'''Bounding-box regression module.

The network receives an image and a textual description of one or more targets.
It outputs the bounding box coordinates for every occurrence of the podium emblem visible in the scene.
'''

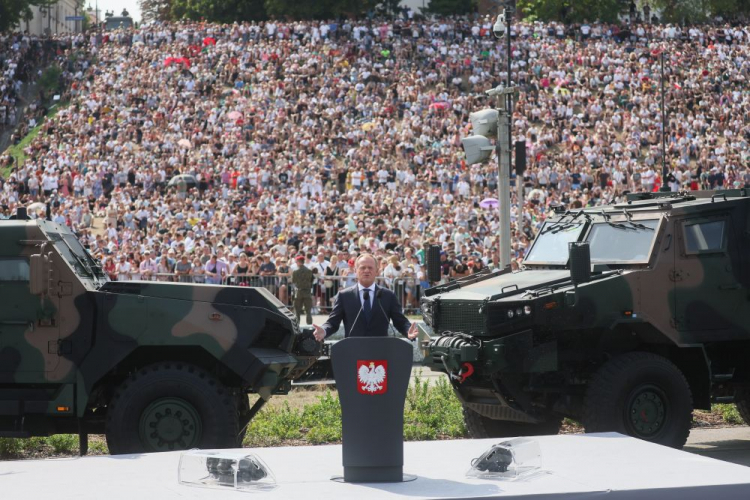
[357,360,388,395]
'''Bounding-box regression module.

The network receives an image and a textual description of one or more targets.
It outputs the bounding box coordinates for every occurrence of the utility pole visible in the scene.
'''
[498,0,516,269]
[459,2,517,270]
[659,50,669,192]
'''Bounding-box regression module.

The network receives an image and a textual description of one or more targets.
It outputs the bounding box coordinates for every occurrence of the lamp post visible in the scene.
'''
[460,3,517,270]
[659,50,670,192]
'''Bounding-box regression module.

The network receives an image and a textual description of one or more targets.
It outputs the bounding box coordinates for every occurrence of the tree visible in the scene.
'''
[263,0,373,19]
[0,0,36,32]
[170,0,267,22]
[651,0,707,22]
[427,0,477,16]
[517,0,624,23]
[139,0,173,22]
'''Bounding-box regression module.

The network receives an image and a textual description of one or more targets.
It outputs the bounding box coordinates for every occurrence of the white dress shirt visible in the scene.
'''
[357,283,376,309]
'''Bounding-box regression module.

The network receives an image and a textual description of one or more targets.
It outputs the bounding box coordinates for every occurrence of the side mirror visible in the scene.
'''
[30,254,48,295]
[568,242,591,285]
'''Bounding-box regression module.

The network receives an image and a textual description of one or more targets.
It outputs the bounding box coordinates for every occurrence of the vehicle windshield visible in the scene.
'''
[586,220,659,263]
[524,220,586,264]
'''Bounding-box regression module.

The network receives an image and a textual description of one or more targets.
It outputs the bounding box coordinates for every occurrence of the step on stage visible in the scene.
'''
[2,433,750,499]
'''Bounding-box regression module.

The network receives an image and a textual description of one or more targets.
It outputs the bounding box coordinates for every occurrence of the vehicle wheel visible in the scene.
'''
[734,386,750,426]
[463,407,561,438]
[583,352,692,448]
[106,362,239,455]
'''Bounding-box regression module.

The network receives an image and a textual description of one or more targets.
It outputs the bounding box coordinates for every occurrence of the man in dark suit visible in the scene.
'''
[313,253,418,341]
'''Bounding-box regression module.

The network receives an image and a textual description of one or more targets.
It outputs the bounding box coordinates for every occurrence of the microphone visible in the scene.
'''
[376,288,398,338]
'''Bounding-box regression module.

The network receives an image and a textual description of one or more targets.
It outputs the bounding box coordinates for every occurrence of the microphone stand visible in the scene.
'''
[376,288,398,338]
[347,294,365,338]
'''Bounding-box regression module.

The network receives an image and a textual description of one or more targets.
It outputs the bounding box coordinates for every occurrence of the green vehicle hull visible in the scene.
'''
[421,190,750,448]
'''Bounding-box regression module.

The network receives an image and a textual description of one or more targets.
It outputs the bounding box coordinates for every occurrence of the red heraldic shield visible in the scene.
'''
[356,360,388,395]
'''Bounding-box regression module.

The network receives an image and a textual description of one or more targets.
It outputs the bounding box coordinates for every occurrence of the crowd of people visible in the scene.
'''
[0,16,749,311]
[0,33,78,138]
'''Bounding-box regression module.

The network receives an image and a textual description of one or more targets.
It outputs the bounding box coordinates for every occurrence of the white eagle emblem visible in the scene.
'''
[358,361,387,393]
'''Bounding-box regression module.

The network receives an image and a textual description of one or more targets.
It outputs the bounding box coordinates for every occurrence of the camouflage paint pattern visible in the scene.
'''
[422,189,750,424]
[0,219,317,436]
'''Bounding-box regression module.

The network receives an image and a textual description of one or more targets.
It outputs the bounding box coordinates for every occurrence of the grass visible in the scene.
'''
[1,100,69,179]
[0,390,746,460]
[244,376,466,447]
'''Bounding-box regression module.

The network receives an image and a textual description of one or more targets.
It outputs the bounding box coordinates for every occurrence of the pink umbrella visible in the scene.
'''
[227,111,242,120]
[480,198,499,209]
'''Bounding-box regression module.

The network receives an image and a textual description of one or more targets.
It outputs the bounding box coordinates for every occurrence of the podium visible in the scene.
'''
[331,337,413,483]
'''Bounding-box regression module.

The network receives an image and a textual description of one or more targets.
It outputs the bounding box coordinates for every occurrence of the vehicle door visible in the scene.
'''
[673,215,743,336]
[0,256,60,380]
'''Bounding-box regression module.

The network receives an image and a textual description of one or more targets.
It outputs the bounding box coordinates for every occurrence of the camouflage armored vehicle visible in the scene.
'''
[0,212,320,454]
[421,189,750,448]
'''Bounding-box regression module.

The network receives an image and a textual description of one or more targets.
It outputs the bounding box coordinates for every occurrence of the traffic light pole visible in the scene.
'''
[487,85,516,270]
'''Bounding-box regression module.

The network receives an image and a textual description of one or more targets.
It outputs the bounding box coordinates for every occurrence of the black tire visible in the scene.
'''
[734,386,750,426]
[463,406,561,438]
[106,362,239,455]
[583,352,692,448]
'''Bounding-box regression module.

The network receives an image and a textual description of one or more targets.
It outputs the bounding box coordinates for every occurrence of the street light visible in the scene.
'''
[459,2,517,270]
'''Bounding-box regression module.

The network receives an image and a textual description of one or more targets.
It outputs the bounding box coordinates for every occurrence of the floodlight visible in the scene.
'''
[469,109,498,137]
[461,135,495,165]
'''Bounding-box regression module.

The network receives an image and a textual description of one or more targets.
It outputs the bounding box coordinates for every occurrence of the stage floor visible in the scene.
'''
[2,433,750,499]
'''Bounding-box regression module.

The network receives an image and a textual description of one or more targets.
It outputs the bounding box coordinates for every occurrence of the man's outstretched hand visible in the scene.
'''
[408,322,419,340]
[313,324,326,342]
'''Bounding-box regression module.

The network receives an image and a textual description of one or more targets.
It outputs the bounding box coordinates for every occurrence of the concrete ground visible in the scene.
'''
[685,427,750,467]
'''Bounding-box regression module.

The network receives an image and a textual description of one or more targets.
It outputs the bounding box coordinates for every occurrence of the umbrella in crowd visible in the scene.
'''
[226,111,242,121]
[480,198,499,209]
[177,138,192,149]
[167,174,198,189]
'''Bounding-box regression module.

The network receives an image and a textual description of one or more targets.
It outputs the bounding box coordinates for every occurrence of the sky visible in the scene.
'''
[88,0,142,22]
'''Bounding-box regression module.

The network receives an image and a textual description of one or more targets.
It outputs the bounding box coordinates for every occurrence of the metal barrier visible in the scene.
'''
[109,273,425,314]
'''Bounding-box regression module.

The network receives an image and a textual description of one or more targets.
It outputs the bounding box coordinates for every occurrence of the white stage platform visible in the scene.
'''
[2,433,750,499]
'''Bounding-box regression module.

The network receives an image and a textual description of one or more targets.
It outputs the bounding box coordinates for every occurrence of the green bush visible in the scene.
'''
[88,440,110,455]
[38,65,62,94]
[404,376,466,440]
[715,404,744,425]
[0,438,24,457]
[245,379,467,447]
[46,434,78,454]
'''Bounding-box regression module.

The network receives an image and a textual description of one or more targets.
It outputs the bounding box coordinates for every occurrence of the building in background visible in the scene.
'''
[18,0,86,36]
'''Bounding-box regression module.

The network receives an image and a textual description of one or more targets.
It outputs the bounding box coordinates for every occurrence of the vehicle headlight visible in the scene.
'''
[524,305,532,315]
[507,309,515,319]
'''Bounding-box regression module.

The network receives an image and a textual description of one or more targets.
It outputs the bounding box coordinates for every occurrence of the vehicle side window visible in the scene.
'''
[684,220,725,254]
[0,259,30,282]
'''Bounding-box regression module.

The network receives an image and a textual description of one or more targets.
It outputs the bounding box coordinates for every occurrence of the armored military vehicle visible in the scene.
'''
[0,212,320,454]
[421,189,750,448]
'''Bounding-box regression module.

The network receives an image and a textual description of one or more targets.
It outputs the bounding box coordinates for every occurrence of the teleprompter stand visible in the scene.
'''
[331,337,415,483]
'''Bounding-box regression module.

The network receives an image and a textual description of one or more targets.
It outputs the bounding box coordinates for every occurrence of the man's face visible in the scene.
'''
[355,256,377,288]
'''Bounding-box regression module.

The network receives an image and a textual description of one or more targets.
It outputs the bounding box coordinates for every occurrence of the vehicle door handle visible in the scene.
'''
[718,284,741,290]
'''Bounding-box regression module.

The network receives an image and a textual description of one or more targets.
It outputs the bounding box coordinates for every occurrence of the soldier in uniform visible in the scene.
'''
[292,255,314,324]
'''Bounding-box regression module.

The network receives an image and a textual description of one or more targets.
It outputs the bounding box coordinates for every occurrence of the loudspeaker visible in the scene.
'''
[427,245,442,283]
[515,140,527,176]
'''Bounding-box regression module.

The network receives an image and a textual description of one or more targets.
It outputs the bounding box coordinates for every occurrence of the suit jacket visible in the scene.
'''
[321,284,411,339]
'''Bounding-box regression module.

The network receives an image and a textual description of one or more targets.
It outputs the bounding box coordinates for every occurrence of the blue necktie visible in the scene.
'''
[363,288,372,322]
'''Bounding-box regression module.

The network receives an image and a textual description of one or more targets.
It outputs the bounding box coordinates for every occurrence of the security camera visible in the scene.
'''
[493,13,506,39]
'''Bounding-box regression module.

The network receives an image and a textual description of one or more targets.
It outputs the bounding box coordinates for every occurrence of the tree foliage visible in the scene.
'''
[139,0,174,23]
[427,0,477,16]
[170,0,267,23]
[0,0,35,32]
[263,0,376,20]
[518,0,624,23]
